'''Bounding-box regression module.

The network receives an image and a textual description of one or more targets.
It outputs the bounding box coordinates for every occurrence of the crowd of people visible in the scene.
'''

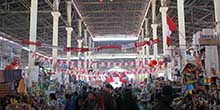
[0,83,142,110]
[1,63,220,110]
[0,79,220,110]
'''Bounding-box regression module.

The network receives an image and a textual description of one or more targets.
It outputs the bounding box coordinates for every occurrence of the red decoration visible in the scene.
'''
[31,54,35,58]
[21,40,42,46]
[50,59,53,64]
[11,63,19,69]
[68,61,72,66]
[74,61,78,66]
[159,60,164,65]
[135,38,160,48]
[121,62,125,67]
[133,61,136,67]
[119,72,127,83]
[116,62,119,66]
[4,65,13,70]
[64,47,89,52]
[56,60,61,64]
[62,60,66,65]
[151,59,158,65]
[87,61,89,66]
[110,62,113,66]
[127,61,130,66]
[148,62,154,68]
[96,45,121,51]
[106,76,114,83]
[104,61,107,66]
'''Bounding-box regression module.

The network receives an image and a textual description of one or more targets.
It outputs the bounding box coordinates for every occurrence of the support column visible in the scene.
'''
[214,0,220,33]
[141,29,145,65]
[144,18,149,62]
[145,38,150,60]
[66,27,72,62]
[51,0,60,72]
[214,0,220,74]
[84,29,88,69]
[137,34,142,66]
[152,0,156,24]
[28,0,38,88]
[151,24,158,59]
[77,19,82,58]
[77,40,82,57]
[88,37,92,67]
[177,0,187,68]
[51,11,60,72]
[160,7,168,55]
[65,0,72,64]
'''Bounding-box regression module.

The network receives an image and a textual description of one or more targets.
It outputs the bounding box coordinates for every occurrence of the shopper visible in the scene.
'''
[64,94,74,110]
[85,91,98,110]
[104,84,117,110]
[152,86,176,110]
[48,93,59,110]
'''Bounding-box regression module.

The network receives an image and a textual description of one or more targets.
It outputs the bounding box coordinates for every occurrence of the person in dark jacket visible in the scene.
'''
[104,84,117,110]
[152,86,176,110]
[64,94,74,110]
[123,89,139,110]
[85,91,98,110]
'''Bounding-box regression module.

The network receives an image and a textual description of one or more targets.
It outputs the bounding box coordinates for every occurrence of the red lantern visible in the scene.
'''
[148,62,154,68]
[151,59,157,65]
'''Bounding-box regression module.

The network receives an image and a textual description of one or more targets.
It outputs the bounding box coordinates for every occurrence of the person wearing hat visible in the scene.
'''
[103,83,117,110]
[152,86,177,110]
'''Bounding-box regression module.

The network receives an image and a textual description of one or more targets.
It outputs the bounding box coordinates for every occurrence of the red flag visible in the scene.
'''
[121,62,125,67]
[50,59,53,64]
[68,61,72,66]
[166,16,176,46]
[104,61,107,66]
[94,76,96,80]
[133,61,136,67]
[31,53,35,58]
[57,60,61,64]
[127,61,130,66]
[116,62,119,66]
[63,60,66,65]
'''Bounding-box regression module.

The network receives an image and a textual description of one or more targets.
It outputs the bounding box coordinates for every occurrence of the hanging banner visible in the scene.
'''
[21,40,41,46]
[64,47,89,52]
[95,45,121,51]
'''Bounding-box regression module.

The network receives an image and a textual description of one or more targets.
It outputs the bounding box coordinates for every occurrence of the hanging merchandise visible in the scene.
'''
[17,78,26,94]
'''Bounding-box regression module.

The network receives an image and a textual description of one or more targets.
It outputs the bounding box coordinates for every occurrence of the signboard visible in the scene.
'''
[199,37,220,45]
